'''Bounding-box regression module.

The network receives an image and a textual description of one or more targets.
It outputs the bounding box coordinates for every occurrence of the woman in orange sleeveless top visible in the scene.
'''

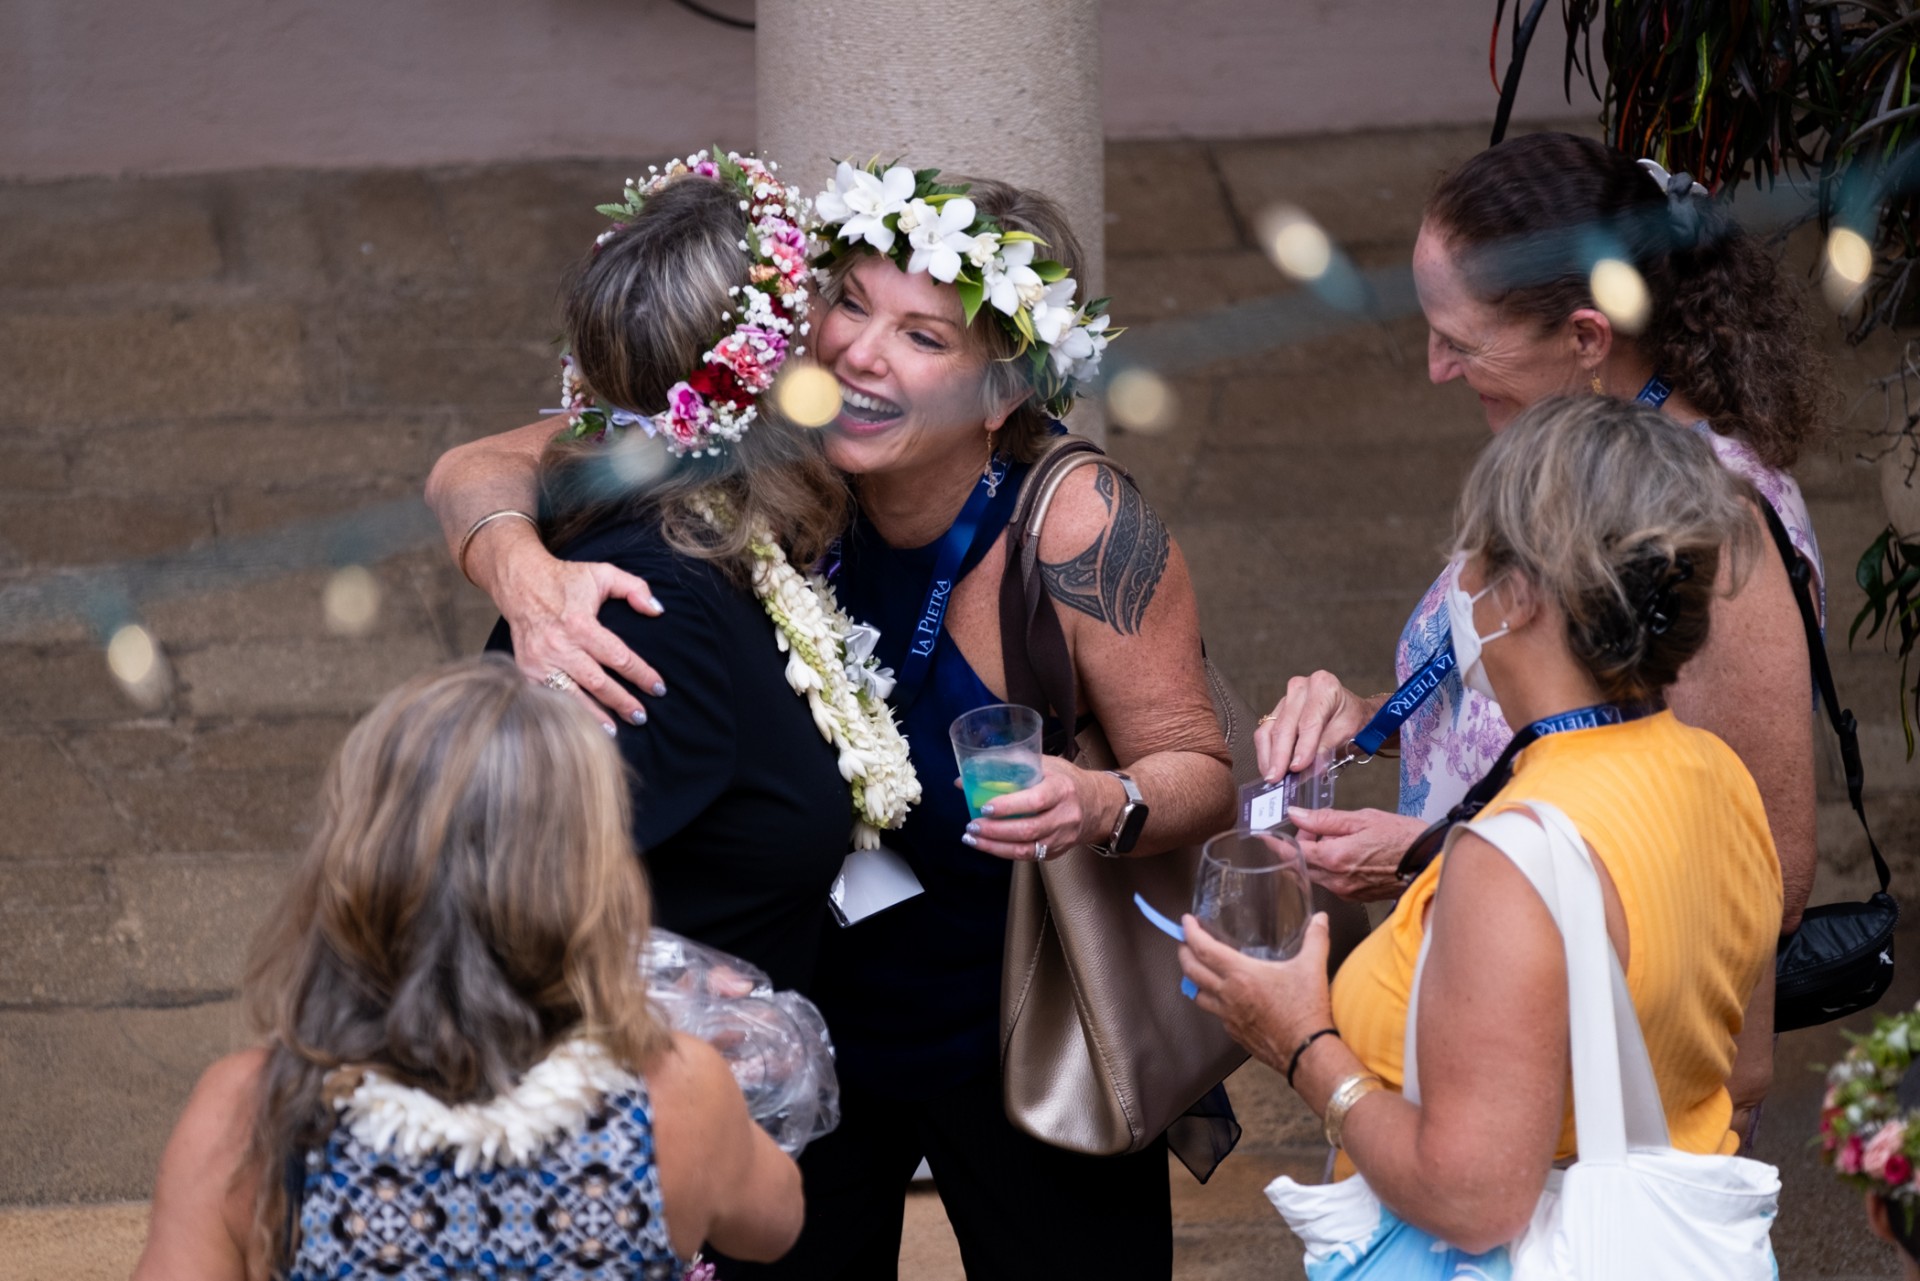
[1180,395,1782,1252]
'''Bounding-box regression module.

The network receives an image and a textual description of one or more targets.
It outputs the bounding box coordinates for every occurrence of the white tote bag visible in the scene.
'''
[1266,801,1779,1280]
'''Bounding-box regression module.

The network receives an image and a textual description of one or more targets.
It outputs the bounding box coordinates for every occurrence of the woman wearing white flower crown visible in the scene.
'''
[473,155,911,1004]
[427,159,1235,1279]
[132,658,802,1280]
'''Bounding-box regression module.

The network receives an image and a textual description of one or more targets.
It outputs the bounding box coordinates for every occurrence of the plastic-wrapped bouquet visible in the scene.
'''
[642,929,840,1157]
[1822,1001,1920,1224]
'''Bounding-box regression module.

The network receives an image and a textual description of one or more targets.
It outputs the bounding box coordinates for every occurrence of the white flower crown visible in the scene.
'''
[811,161,1114,419]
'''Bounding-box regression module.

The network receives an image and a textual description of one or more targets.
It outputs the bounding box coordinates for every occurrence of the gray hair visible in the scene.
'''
[1451,396,1757,701]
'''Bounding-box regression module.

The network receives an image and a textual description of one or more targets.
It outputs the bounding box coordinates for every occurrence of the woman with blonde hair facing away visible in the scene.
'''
[1183,397,1782,1268]
[132,657,802,1280]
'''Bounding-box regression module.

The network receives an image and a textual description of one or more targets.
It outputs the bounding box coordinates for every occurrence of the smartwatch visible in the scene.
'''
[1095,770,1149,857]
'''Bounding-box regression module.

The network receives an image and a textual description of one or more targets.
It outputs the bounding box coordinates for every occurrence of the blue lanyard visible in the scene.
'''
[1395,698,1663,880]
[890,454,1010,712]
[1353,645,1456,756]
[1351,376,1673,756]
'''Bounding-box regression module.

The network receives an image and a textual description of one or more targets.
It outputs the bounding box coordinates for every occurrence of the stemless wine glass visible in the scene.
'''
[1192,828,1312,961]
[949,703,1045,820]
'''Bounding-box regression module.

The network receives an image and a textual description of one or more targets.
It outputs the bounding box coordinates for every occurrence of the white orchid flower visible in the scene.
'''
[904,197,978,282]
[1050,311,1111,379]
[1029,278,1081,345]
[815,162,916,253]
[982,240,1042,315]
[966,231,1002,269]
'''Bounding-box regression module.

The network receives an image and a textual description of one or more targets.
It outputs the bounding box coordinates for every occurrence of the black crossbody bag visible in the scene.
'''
[1763,500,1900,1031]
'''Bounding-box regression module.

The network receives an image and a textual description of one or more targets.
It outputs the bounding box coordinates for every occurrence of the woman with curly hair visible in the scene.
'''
[1257,132,1830,1134]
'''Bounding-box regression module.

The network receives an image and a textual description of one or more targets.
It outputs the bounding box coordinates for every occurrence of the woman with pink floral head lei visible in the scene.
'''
[429,153,1234,1278]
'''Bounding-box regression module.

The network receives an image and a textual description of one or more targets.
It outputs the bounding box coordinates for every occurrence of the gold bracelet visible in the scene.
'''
[1323,1072,1385,1150]
[457,510,538,585]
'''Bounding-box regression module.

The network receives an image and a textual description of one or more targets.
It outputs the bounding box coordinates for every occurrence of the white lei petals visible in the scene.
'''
[331,1038,637,1178]
[696,494,919,846]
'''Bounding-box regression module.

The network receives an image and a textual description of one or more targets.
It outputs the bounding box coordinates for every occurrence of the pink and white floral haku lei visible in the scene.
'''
[559,149,816,458]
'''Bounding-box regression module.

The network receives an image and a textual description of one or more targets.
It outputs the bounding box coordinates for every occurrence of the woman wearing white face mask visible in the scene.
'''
[1181,396,1783,1270]
[1252,136,1824,1140]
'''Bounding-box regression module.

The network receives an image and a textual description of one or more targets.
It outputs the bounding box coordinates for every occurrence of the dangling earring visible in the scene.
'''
[1590,372,1605,395]
[983,433,1003,497]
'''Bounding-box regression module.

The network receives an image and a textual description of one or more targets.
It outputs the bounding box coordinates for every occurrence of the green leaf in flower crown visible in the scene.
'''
[1034,260,1070,283]
[925,192,963,206]
[596,204,630,218]
[1012,305,1037,348]
[956,277,986,325]
[914,167,942,187]
[999,230,1045,246]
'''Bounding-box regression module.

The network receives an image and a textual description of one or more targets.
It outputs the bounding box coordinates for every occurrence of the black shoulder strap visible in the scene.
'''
[1760,499,1892,894]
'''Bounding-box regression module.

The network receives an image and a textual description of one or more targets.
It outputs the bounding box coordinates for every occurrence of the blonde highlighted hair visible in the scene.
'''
[243,656,666,1265]
[1452,396,1758,701]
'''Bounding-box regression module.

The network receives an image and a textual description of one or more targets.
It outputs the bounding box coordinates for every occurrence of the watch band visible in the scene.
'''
[1095,770,1146,858]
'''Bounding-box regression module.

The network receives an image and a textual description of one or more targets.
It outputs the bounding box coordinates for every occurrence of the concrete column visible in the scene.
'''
[756,0,1106,434]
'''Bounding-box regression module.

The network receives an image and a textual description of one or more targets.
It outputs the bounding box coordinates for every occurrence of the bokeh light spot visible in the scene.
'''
[1106,369,1179,434]
[607,428,674,490]
[1257,206,1333,282]
[774,360,842,429]
[324,565,381,636]
[1589,258,1650,334]
[106,623,171,710]
[1827,227,1874,286]
[107,624,156,685]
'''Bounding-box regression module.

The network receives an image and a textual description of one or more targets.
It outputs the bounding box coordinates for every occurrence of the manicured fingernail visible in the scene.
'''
[965,821,982,835]
[648,596,665,613]
[630,708,647,725]
[961,833,978,847]
[651,681,668,697]
[603,723,618,738]
[981,804,996,817]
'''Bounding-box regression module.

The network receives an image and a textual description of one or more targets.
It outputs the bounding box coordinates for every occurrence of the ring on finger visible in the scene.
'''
[1258,713,1276,726]
[1033,840,1048,861]
[543,669,576,692]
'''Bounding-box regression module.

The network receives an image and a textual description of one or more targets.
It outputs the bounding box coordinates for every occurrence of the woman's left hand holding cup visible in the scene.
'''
[1179,911,1333,1078]
[961,757,1108,861]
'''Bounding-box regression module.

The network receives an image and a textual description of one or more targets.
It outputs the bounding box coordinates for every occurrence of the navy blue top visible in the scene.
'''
[812,461,1038,1099]
[487,515,852,996]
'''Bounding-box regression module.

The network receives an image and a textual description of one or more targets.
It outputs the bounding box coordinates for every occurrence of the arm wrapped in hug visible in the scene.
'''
[642,930,840,1155]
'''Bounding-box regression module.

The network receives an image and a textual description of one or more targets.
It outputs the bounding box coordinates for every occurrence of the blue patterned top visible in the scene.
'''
[286,1082,683,1281]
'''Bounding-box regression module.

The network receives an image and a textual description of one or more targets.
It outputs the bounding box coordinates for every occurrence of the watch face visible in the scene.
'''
[1116,803,1150,852]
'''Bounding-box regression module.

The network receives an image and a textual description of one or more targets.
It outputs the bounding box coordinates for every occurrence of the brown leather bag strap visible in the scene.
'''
[998,437,1140,760]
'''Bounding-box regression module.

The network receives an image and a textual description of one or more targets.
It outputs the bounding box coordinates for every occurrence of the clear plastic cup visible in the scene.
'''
[949,703,1044,819]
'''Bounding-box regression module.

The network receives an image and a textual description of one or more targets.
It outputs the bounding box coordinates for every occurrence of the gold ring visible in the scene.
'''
[543,670,576,693]
[1258,713,1276,726]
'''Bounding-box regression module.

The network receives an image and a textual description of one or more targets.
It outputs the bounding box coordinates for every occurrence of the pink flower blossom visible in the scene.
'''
[1840,1134,1866,1175]
[1865,1122,1908,1179]
[662,381,711,448]
[693,160,720,178]
[1888,1153,1914,1186]
[759,218,811,281]
[714,329,788,393]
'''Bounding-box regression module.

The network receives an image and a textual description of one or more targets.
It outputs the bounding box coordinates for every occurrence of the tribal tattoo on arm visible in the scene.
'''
[1039,467,1171,636]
